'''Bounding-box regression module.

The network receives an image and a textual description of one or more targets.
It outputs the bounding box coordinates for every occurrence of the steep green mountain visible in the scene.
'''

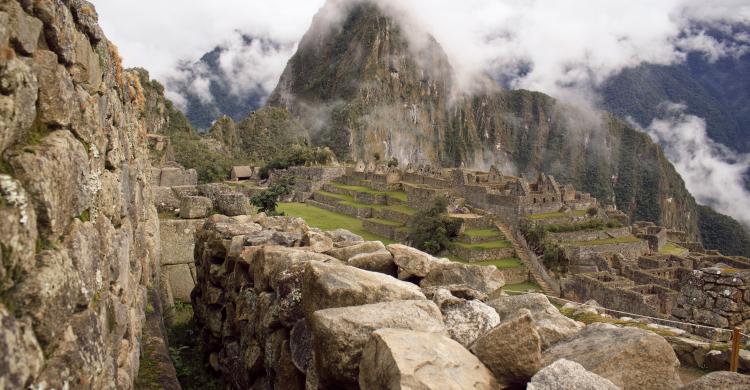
[267,0,706,239]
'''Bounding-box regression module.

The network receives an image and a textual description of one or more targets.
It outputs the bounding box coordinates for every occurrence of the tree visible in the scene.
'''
[387,157,399,167]
[251,175,295,215]
[407,196,461,254]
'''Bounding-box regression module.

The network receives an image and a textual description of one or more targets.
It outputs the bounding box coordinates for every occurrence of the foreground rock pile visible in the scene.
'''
[191,215,713,389]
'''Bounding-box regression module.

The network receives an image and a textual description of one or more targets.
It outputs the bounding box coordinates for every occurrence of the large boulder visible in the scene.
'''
[387,244,449,279]
[325,229,364,248]
[541,323,681,390]
[440,299,500,347]
[302,230,334,253]
[358,328,499,390]
[310,300,445,388]
[470,309,542,385]
[420,262,505,294]
[487,293,583,349]
[347,250,397,276]
[679,371,750,390]
[302,261,426,317]
[326,241,385,261]
[527,359,619,390]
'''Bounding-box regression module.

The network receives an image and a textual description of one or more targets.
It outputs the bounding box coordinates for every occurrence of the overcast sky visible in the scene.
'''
[92,0,750,224]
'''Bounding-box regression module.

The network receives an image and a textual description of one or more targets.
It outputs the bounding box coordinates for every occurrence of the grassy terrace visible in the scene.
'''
[278,203,395,244]
[456,240,512,250]
[366,218,403,227]
[329,182,408,202]
[563,235,641,247]
[659,242,688,255]
[464,228,503,239]
[504,281,541,292]
[528,209,587,220]
[317,191,416,215]
[472,257,524,269]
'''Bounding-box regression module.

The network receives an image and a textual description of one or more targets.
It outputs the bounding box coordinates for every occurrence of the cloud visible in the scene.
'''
[646,103,750,226]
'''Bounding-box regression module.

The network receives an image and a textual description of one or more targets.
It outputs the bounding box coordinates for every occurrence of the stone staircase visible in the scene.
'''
[495,222,560,296]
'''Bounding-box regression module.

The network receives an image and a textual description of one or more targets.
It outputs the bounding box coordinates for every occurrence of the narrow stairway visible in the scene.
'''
[495,222,558,296]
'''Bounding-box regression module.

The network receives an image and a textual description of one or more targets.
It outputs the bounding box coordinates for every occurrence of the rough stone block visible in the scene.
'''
[165,264,195,302]
[180,196,212,219]
[215,192,250,216]
[152,186,180,213]
[160,219,203,265]
[160,167,197,187]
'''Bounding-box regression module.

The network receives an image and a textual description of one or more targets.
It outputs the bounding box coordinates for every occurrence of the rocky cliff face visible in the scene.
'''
[0,1,163,388]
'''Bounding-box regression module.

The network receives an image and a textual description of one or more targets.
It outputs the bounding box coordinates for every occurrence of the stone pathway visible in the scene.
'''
[495,222,558,296]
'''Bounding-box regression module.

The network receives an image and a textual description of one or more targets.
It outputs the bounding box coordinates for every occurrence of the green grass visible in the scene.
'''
[278,202,395,244]
[456,240,512,250]
[659,242,688,255]
[559,307,678,338]
[316,190,354,202]
[504,281,541,292]
[366,218,403,227]
[319,190,415,215]
[528,209,587,220]
[464,228,503,239]
[564,235,641,247]
[330,182,408,201]
[472,258,524,269]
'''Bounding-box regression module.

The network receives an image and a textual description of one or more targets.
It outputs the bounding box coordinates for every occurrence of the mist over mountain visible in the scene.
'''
[167,34,295,129]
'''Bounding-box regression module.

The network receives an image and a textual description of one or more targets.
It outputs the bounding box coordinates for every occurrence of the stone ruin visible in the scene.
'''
[190,214,698,389]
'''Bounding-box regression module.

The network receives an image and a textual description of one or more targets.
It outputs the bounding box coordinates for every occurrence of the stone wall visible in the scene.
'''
[566,240,650,262]
[549,227,631,243]
[672,267,750,340]
[0,1,164,387]
[562,274,669,319]
[450,246,516,262]
[191,215,510,389]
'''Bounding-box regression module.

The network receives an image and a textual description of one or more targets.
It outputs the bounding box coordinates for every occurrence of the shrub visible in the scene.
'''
[387,157,399,167]
[586,206,598,217]
[407,196,461,255]
[251,175,295,215]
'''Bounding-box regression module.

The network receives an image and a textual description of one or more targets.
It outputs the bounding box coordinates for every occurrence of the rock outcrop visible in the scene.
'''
[0,1,164,388]
[528,359,619,390]
[542,323,682,390]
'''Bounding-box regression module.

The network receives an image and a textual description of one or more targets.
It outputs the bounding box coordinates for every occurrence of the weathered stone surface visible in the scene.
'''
[165,263,194,302]
[251,246,339,293]
[326,240,385,261]
[441,299,500,347]
[679,371,750,390]
[359,328,499,390]
[160,167,198,187]
[420,262,505,294]
[387,243,450,279]
[69,30,101,93]
[1,0,43,55]
[180,196,212,219]
[0,57,38,155]
[152,186,180,213]
[256,214,309,234]
[528,358,619,390]
[488,293,583,349]
[310,300,445,388]
[9,130,90,239]
[0,174,37,291]
[0,304,44,389]
[470,309,542,385]
[30,50,78,126]
[302,261,426,317]
[9,250,86,347]
[542,323,681,390]
[160,219,202,265]
[302,230,334,253]
[215,192,250,216]
[347,250,396,276]
[32,0,78,63]
[325,228,364,247]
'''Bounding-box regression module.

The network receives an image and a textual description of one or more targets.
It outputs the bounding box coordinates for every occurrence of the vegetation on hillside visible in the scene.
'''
[698,205,750,256]
[258,144,336,179]
[407,196,461,254]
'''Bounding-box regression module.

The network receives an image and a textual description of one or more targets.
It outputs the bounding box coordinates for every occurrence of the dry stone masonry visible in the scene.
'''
[0,1,165,388]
